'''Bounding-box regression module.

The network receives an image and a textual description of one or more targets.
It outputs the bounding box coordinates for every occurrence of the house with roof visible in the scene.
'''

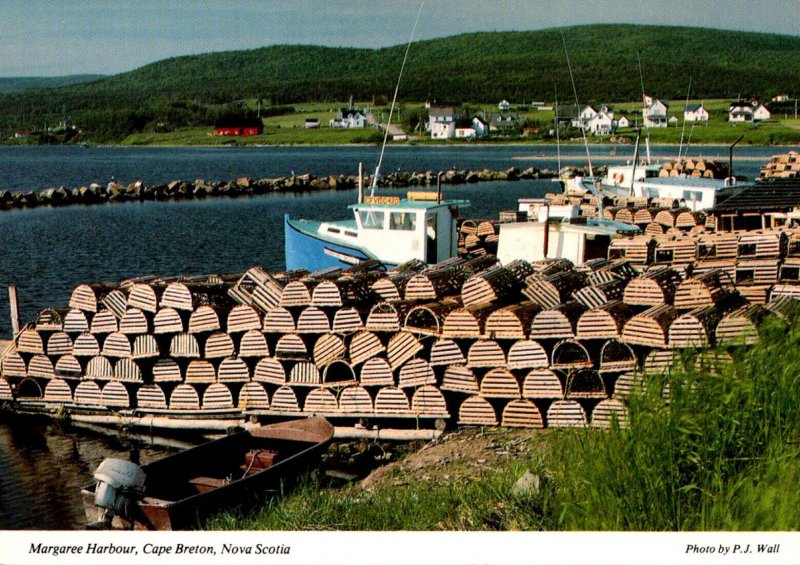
[330,109,366,128]
[572,104,615,135]
[455,119,478,139]
[498,99,511,110]
[643,96,669,128]
[472,115,489,137]
[616,116,630,129]
[490,111,525,133]
[214,117,264,136]
[571,105,598,129]
[428,106,457,139]
[684,103,709,122]
[729,99,771,123]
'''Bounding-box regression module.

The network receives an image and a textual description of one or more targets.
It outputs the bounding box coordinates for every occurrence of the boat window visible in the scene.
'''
[738,243,757,256]
[780,266,800,281]
[682,190,703,202]
[359,210,385,230]
[697,244,717,259]
[344,230,357,238]
[327,227,341,234]
[390,212,416,231]
[608,248,626,259]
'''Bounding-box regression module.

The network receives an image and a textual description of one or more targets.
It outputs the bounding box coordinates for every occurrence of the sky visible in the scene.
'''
[2,0,800,77]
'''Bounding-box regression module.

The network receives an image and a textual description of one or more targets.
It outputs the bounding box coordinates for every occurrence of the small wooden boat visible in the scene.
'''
[81,417,334,530]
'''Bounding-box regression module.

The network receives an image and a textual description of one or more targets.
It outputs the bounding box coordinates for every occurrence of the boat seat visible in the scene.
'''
[188,476,227,493]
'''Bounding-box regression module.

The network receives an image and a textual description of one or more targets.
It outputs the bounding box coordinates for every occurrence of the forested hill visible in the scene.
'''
[0,75,104,94]
[3,24,800,140]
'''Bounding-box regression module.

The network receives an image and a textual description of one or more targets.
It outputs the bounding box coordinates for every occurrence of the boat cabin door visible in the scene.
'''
[426,213,438,263]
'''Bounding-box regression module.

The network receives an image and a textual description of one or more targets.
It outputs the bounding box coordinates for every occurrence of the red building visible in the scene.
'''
[214,117,264,136]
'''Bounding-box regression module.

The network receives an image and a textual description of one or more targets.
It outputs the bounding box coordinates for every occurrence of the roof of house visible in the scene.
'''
[472,115,488,125]
[429,106,455,117]
[455,118,474,129]
[338,109,364,118]
[685,104,705,112]
[712,178,800,212]
[215,117,263,128]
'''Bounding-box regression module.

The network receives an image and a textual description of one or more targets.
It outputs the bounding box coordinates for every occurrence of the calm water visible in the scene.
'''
[0,143,794,529]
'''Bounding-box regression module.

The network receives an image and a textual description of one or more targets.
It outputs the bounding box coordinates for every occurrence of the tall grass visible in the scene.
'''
[208,315,800,531]
[549,316,800,530]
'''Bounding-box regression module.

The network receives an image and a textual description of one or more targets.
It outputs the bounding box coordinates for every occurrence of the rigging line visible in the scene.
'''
[371,1,424,194]
[561,31,592,178]
[678,76,692,162]
[554,85,561,173]
[637,51,651,164]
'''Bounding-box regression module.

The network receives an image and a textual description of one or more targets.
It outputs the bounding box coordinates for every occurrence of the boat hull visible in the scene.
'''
[82,417,334,530]
[284,215,379,271]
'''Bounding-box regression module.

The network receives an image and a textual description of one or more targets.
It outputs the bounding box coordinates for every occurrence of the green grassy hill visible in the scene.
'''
[3,24,800,141]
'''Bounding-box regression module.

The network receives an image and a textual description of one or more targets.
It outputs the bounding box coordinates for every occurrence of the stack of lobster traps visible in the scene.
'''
[3,246,799,432]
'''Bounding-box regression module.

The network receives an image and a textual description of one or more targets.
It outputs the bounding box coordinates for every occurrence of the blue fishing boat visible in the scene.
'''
[285,191,469,271]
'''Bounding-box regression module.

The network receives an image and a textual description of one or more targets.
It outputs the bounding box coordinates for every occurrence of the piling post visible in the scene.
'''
[8,285,20,336]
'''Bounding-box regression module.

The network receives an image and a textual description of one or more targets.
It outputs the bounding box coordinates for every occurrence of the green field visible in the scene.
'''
[115,97,800,147]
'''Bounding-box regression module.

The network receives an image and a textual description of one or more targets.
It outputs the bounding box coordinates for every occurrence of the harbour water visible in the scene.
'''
[0,143,791,529]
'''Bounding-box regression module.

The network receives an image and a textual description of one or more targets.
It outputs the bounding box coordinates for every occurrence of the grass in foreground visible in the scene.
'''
[208,316,800,531]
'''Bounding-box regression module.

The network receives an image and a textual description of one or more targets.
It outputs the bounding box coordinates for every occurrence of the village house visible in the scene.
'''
[490,110,525,133]
[498,99,511,110]
[214,117,263,136]
[572,104,615,135]
[428,106,457,139]
[643,96,669,128]
[304,118,320,129]
[616,116,630,129]
[772,94,790,102]
[329,109,366,128]
[471,115,489,137]
[684,103,709,122]
[729,99,771,123]
[455,119,477,139]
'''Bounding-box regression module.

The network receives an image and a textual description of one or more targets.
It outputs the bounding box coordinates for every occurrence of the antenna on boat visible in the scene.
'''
[678,76,692,162]
[561,31,593,178]
[729,135,744,185]
[637,52,651,165]
[370,1,424,196]
[358,162,364,204]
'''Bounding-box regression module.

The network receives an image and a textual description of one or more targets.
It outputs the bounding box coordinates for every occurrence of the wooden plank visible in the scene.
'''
[43,379,73,403]
[203,383,234,410]
[170,333,201,359]
[204,332,235,359]
[100,381,130,408]
[185,359,217,383]
[480,368,521,399]
[398,358,436,389]
[501,399,544,428]
[506,339,549,370]
[546,400,587,428]
[466,339,506,368]
[374,387,411,414]
[359,357,394,387]
[263,307,297,334]
[348,331,386,367]
[169,383,201,410]
[591,398,628,429]
[239,329,270,357]
[458,395,498,425]
[253,357,286,385]
[238,382,270,409]
[218,356,251,382]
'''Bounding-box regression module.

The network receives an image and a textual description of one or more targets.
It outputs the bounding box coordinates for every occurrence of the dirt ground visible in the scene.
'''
[360,427,547,490]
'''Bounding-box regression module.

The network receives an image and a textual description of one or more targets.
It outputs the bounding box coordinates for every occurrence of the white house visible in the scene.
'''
[330,109,366,128]
[498,99,511,110]
[643,96,669,128]
[669,116,679,126]
[572,105,598,129]
[729,100,771,123]
[773,94,790,102]
[428,106,456,139]
[754,104,771,121]
[588,107,615,135]
[616,116,630,128]
[455,119,476,139]
[472,116,489,137]
[684,103,709,122]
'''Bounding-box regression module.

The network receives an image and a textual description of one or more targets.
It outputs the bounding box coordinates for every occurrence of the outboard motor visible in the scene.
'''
[87,458,146,529]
